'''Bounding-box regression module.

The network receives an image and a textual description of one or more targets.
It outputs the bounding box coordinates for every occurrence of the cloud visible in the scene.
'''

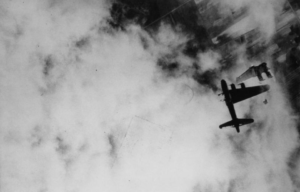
[197,50,221,71]
[0,0,299,192]
[215,0,285,41]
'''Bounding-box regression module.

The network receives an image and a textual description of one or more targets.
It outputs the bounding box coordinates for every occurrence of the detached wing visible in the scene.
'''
[229,85,270,104]
[258,63,273,79]
[236,68,256,83]
[265,70,273,78]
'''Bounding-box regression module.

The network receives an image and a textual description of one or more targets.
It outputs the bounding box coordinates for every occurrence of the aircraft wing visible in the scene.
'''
[236,68,256,83]
[258,64,273,79]
[229,85,270,104]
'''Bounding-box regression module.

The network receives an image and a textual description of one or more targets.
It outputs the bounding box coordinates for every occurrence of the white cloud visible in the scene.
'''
[197,50,221,71]
[0,0,299,192]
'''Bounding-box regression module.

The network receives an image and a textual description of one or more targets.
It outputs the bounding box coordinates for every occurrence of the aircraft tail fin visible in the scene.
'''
[219,118,254,132]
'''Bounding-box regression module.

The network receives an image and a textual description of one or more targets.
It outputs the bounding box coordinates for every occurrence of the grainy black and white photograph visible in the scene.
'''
[1,0,300,192]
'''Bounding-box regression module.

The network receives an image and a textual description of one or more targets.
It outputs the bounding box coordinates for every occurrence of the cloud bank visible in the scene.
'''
[0,0,299,192]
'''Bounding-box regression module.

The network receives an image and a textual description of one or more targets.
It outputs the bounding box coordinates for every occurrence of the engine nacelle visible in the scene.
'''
[240,83,246,89]
[260,62,267,69]
[230,84,236,90]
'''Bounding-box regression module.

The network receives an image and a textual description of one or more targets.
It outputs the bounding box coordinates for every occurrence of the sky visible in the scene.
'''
[0,0,299,192]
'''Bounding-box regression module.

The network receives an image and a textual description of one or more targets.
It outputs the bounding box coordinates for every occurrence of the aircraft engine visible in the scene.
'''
[240,83,246,89]
[231,84,236,90]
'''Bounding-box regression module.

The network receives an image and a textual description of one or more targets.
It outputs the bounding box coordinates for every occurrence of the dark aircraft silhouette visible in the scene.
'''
[236,62,273,83]
[219,79,270,133]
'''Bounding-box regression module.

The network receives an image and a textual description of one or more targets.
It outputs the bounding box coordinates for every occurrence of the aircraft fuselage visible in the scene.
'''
[221,80,239,131]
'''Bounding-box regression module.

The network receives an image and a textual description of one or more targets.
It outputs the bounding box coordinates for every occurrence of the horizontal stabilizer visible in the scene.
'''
[237,118,254,126]
[219,118,254,130]
[219,120,236,128]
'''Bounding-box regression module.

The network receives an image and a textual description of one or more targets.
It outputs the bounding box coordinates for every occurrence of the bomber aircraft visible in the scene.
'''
[219,79,270,133]
[236,62,273,83]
